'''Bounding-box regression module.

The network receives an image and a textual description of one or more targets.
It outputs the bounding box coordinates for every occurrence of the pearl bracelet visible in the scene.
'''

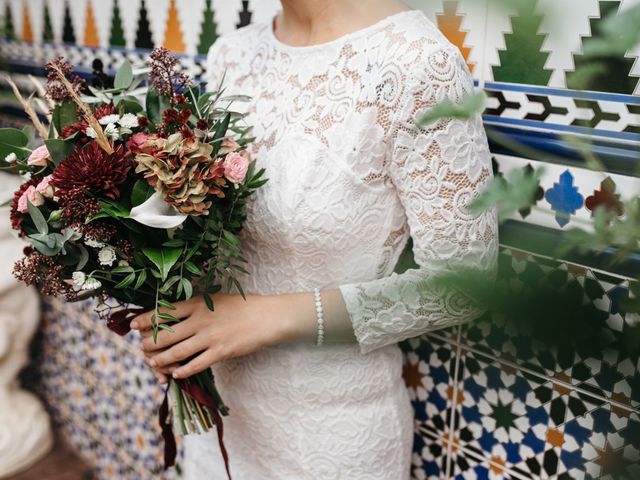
[313,288,325,346]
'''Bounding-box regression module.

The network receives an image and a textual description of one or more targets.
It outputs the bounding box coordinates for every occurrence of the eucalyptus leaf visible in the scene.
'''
[114,60,134,90]
[116,96,144,114]
[0,128,29,160]
[146,89,171,127]
[27,200,48,235]
[45,138,75,166]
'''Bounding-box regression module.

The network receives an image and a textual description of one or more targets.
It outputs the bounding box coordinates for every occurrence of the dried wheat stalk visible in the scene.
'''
[4,75,50,139]
[49,63,114,155]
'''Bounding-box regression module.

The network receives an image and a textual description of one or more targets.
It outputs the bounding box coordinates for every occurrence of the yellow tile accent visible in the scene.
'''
[163,0,186,53]
[84,0,101,47]
[21,1,34,42]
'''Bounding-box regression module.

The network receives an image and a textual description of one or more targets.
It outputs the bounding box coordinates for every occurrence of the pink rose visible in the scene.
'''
[127,133,152,152]
[27,145,51,167]
[223,152,249,184]
[219,137,240,155]
[17,186,45,213]
[35,175,55,198]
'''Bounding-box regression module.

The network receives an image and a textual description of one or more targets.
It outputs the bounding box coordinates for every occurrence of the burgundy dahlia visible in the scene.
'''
[52,142,133,200]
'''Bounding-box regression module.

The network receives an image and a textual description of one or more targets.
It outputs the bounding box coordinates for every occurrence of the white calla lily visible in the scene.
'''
[129,192,188,229]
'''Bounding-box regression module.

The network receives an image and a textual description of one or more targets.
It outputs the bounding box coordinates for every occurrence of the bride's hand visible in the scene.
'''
[131,293,315,381]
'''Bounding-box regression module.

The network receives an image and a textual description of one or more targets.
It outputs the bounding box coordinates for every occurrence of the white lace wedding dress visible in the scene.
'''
[185,9,498,479]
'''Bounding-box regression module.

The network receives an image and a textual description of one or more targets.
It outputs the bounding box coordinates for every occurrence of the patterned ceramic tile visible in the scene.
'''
[462,248,640,409]
[450,445,530,480]
[402,334,460,438]
[455,348,640,479]
[411,429,449,480]
[34,296,180,479]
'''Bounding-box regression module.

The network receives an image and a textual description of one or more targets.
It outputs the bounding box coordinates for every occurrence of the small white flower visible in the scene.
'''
[119,113,139,129]
[98,246,117,266]
[85,126,98,139]
[83,277,102,291]
[4,152,17,163]
[85,238,105,248]
[104,123,120,140]
[99,114,121,125]
[118,260,130,267]
[72,271,86,289]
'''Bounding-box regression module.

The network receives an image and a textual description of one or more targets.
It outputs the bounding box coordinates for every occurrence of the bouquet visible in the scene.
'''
[2,48,266,474]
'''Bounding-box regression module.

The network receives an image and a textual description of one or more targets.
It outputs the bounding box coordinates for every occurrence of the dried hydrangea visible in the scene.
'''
[134,132,226,215]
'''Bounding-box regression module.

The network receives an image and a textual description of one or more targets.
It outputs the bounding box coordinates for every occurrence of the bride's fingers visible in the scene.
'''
[130,298,198,331]
[150,336,208,368]
[172,350,216,379]
[153,370,169,384]
[141,320,196,352]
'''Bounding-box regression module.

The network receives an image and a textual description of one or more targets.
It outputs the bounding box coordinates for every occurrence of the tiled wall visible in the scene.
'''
[2,0,639,478]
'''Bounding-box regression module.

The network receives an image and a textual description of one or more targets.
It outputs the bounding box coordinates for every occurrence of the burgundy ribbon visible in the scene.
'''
[108,308,230,477]
[107,307,145,336]
[159,385,178,468]
[160,379,232,480]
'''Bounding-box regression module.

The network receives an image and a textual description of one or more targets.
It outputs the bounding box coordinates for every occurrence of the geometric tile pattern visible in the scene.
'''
[26,296,181,479]
[408,248,640,480]
[3,1,639,479]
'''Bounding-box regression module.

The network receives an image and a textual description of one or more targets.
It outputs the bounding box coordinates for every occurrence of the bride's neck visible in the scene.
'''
[276,0,410,47]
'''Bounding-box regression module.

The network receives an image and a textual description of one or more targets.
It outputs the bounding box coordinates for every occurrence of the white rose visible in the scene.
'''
[98,246,117,266]
[119,113,139,129]
[99,114,121,125]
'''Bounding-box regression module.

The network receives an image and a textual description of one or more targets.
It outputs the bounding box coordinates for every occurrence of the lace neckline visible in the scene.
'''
[266,9,423,54]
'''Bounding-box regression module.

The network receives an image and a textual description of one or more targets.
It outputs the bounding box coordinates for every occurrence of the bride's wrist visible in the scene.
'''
[260,292,317,344]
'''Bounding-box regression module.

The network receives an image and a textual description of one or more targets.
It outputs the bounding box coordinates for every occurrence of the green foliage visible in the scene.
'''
[114,60,134,90]
[131,180,155,207]
[470,166,543,222]
[142,247,183,282]
[44,138,75,166]
[0,128,29,160]
[417,92,486,126]
[146,89,171,127]
[51,101,79,137]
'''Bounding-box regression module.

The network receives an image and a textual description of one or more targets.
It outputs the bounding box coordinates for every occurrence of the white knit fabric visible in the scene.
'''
[184,10,498,479]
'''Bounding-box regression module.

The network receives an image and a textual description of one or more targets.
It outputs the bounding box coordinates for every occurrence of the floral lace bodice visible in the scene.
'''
[205,9,498,354]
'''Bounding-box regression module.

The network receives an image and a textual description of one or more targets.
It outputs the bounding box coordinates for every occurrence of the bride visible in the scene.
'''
[131,0,498,477]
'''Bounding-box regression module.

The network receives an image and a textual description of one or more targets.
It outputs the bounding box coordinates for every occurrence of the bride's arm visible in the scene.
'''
[134,46,498,379]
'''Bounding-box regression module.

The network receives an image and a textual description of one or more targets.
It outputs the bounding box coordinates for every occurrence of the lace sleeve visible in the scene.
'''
[204,39,225,91]
[338,46,499,354]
